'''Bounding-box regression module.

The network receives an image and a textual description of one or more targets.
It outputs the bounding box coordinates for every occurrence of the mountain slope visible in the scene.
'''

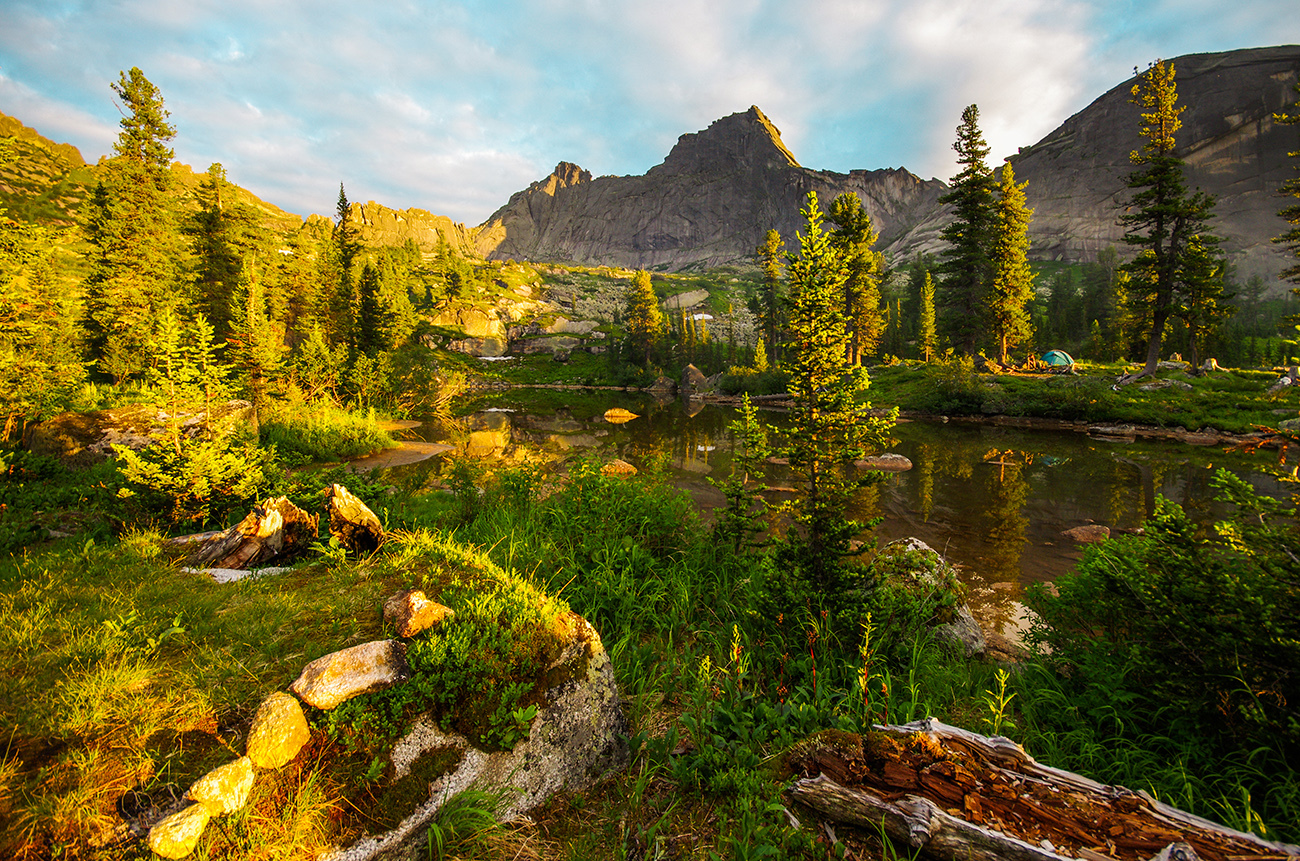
[1009,44,1300,282]
[474,106,948,270]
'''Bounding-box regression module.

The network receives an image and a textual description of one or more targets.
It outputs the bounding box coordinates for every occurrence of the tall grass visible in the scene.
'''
[259,399,395,464]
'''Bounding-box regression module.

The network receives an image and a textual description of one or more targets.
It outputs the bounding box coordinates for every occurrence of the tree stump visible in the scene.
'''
[327,484,384,554]
[167,497,318,569]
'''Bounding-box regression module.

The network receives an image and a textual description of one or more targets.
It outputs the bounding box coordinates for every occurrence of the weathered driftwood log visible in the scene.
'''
[327,484,383,554]
[167,497,318,569]
[788,719,1299,861]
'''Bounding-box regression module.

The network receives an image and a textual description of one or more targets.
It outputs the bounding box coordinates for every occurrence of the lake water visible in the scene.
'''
[388,392,1290,639]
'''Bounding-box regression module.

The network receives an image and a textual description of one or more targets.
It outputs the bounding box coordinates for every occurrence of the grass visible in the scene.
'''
[1,428,1297,857]
[258,399,397,465]
[864,358,1300,433]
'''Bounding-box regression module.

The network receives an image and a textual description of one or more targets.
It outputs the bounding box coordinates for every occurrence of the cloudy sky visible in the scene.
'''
[1,0,1296,225]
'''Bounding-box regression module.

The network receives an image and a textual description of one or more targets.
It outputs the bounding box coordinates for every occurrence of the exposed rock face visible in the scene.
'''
[475,106,947,270]
[349,200,479,256]
[1009,45,1300,283]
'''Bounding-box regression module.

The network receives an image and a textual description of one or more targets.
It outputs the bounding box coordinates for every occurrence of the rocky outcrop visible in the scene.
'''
[24,401,258,464]
[472,47,1299,282]
[1009,45,1300,283]
[877,538,986,657]
[324,616,628,861]
[475,106,947,270]
[348,200,479,257]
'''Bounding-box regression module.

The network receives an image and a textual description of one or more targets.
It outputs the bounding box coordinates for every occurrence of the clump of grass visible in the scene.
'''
[259,399,395,465]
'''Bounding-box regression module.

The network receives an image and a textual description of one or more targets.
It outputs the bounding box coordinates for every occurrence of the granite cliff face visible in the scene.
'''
[472,47,1300,280]
[1008,45,1300,282]
[474,106,948,270]
[348,200,479,257]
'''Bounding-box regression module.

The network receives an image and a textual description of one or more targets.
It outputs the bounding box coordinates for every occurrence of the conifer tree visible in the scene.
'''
[187,163,263,338]
[623,270,664,365]
[228,261,285,407]
[84,68,185,381]
[989,162,1035,364]
[328,183,360,345]
[1177,234,1234,371]
[1119,60,1219,379]
[1276,81,1300,292]
[354,262,385,357]
[938,105,997,355]
[755,229,786,360]
[828,193,885,363]
[919,271,938,362]
[0,139,84,434]
[778,192,895,591]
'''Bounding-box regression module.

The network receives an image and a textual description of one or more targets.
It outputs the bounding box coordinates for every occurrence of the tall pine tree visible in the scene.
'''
[989,161,1035,364]
[623,270,664,365]
[938,105,997,355]
[84,68,185,381]
[828,193,885,364]
[1119,60,1219,379]
[777,192,895,591]
[754,229,786,361]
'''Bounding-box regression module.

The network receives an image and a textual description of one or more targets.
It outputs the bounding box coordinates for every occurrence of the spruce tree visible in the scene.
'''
[623,270,664,365]
[989,161,1035,364]
[938,104,997,355]
[354,262,385,357]
[755,229,786,360]
[329,183,360,345]
[828,193,885,364]
[83,68,185,381]
[919,271,938,362]
[1177,234,1233,371]
[777,192,895,592]
[1119,60,1219,379]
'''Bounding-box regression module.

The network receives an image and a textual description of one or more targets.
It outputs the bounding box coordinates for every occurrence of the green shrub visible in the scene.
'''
[1026,470,1299,768]
[113,425,266,529]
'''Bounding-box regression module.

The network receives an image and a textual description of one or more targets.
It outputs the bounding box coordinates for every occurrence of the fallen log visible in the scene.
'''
[787,719,1299,861]
[165,496,318,569]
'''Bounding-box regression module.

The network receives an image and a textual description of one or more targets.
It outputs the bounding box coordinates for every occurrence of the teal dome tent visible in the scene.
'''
[1041,350,1075,367]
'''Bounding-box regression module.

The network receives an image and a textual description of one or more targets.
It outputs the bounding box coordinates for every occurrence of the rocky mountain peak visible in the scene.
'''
[653,105,801,176]
[537,161,591,196]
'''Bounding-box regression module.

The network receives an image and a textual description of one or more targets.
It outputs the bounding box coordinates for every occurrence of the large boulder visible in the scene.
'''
[246,692,310,770]
[875,538,986,657]
[681,363,708,397]
[323,616,628,861]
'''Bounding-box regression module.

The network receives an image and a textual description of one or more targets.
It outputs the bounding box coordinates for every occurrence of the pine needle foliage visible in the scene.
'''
[777,192,896,592]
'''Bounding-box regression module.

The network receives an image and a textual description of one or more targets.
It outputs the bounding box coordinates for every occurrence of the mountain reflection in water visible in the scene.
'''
[390,394,1287,640]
